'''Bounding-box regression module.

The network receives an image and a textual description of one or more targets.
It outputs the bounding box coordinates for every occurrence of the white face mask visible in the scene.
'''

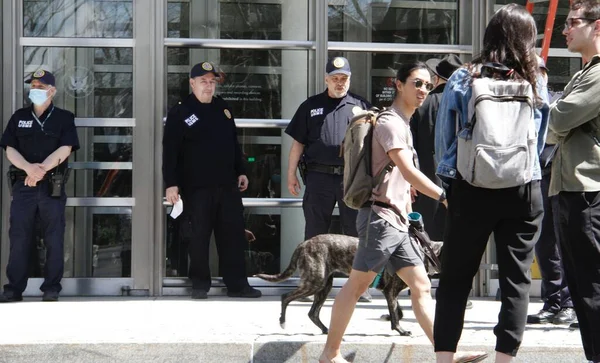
[29,89,49,105]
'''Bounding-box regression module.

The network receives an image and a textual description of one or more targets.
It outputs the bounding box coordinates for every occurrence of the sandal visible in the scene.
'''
[318,354,350,363]
[453,351,489,363]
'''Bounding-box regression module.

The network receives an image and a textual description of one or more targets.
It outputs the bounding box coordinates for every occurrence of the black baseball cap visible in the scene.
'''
[25,69,56,86]
[190,62,220,78]
[326,57,351,76]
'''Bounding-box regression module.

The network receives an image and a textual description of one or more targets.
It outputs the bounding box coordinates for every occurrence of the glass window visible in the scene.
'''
[30,208,132,278]
[329,0,458,45]
[494,0,571,49]
[166,48,308,119]
[166,1,306,40]
[328,51,467,109]
[546,57,583,101]
[23,0,133,38]
[23,47,133,118]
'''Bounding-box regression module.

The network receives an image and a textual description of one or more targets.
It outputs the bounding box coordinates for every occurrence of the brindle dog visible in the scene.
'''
[255,233,442,335]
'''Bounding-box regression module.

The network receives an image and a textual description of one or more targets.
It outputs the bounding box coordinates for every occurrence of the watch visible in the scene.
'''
[438,190,447,203]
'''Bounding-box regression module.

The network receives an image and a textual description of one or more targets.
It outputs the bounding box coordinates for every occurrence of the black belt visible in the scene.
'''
[307,164,344,175]
[362,200,407,224]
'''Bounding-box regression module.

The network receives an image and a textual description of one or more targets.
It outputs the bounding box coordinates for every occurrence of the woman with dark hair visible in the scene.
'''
[319,62,486,363]
[434,4,549,363]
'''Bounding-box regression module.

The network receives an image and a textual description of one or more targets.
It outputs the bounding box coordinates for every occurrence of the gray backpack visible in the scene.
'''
[457,64,537,189]
[341,108,393,209]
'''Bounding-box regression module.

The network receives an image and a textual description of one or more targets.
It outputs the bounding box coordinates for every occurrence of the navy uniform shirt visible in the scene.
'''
[285,91,371,166]
[0,103,80,169]
[162,93,246,189]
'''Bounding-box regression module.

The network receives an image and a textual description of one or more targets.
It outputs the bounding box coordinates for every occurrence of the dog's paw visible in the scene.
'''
[280,321,286,329]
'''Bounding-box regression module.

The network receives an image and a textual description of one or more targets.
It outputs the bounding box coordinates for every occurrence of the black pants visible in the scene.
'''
[184,185,249,292]
[535,172,571,312]
[434,179,543,356]
[5,180,66,295]
[556,191,600,362]
[303,171,357,240]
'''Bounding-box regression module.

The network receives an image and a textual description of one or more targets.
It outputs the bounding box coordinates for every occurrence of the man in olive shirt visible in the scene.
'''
[548,1,600,361]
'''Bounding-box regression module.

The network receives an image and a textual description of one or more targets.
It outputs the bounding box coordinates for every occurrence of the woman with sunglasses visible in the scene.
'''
[319,61,487,363]
[434,4,549,363]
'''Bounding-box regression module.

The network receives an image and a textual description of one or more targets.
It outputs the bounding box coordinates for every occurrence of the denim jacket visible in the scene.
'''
[434,67,549,185]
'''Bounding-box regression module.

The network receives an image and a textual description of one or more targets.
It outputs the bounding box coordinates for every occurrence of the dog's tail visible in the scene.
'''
[254,243,301,282]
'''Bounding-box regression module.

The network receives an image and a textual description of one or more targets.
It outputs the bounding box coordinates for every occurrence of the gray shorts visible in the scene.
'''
[352,208,424,273]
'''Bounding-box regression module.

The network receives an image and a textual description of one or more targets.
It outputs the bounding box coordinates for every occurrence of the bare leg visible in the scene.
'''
[494,352,514,363]
[436,352,454,363]
[396,265,434,343]
[319,269,377,363]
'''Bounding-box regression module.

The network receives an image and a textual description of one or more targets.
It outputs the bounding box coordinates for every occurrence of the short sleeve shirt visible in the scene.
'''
[371,107,413,232]
[0,104,80,166]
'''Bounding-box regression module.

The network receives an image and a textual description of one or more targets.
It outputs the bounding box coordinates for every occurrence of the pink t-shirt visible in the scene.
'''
[371,107,412,232]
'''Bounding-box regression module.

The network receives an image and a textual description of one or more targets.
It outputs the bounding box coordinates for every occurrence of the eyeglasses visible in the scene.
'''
[411,79,434,92]
[564,17,598,31]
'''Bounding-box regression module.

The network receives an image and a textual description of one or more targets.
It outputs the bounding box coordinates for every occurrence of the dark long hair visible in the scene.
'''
[472,4,539,100]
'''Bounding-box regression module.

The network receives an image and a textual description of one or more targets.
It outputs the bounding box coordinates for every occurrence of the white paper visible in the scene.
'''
[170,197,183,219]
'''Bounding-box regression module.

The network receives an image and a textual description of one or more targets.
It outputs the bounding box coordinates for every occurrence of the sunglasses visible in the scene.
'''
[564,17,598,31]
[411,79,434,92]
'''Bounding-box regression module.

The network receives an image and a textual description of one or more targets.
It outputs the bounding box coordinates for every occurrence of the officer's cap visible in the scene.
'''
[326,57,351,76]
[25,69,56,87]
[190,62,220,79]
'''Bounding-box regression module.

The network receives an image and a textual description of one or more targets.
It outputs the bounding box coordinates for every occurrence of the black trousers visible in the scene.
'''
[5,180,66,295]
[302,171,357,240]
[434,179,543,356]
[535,172,571,312]
[183,185,249,292]
[556,191,600,362]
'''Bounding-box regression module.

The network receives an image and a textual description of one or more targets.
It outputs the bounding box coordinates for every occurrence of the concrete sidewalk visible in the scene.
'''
[0,296,587,362]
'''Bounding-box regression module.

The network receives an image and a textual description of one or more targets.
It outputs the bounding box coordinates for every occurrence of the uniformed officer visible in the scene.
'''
[286,57,371,239]
[285,57,372,302]
[162,61,261,300]
[0,70,80,302]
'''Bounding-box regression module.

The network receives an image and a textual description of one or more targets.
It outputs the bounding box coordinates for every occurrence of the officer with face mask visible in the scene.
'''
[162,61,261,299]
[0,70,80,302]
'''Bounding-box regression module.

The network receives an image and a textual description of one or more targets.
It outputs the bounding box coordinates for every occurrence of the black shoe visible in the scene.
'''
[465,300,473,309]
[570,322,580,329]
[0,292,23,303]
[227,286,262,298]
[552,307,577,325]
[358,290,372,303]
[191,289,208,300]
[42,291,59,302]
[527,309,557,324]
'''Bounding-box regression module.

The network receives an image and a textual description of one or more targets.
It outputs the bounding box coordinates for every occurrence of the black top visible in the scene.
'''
[0,103,80,169]
[162,94,246,189]
[410,83,446,181]
[285,91,371,166]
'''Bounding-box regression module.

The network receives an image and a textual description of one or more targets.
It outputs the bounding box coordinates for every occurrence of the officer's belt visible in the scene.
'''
[306,164,344,175]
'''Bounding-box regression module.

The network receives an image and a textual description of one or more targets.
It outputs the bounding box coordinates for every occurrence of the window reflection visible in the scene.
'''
[328,51,462,109]
[329,1,457,45]
[32,208,132,278]
[23,0,133,38]
[494,0,570,49]
[24,47,133,118]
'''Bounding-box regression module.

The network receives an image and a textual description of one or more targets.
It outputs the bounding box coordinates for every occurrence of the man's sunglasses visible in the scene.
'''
[564,17,598,31]
[412,79,434,92]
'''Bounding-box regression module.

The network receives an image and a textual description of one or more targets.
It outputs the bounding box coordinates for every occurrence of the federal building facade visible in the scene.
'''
[0,0,581,297]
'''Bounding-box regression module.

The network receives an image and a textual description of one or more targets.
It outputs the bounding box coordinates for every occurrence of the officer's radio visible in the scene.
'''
[48,159,71,198]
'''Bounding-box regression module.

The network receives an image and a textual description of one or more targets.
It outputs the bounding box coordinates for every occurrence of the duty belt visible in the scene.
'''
[306,164,344,175]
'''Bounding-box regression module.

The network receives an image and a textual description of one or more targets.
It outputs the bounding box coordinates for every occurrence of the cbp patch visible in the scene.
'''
[184,114,199,126]
[18,120,33,128]
[224,109,232,119]
[310,108,324,117]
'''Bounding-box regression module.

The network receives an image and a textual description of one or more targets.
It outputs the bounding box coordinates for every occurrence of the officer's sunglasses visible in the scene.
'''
[411,79,434,92]
[564,17,598,31]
